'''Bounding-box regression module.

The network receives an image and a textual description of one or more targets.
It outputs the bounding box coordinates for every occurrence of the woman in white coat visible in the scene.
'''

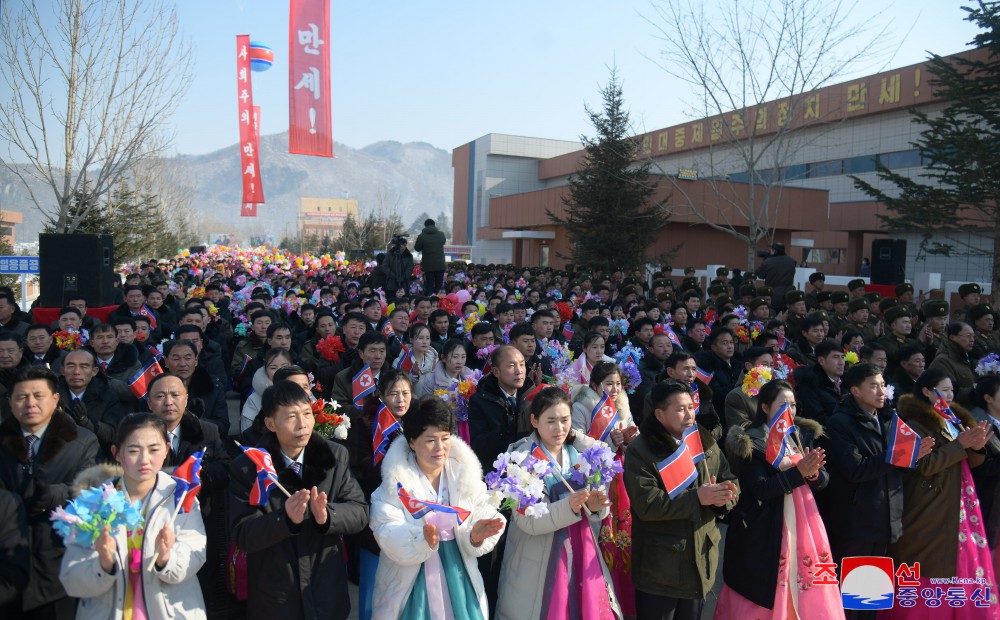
[59,413,207,620]
[560,331,615,396]
[240,348,294,434]
[414,339,474,399]
[370,398,506,620]
[391,324,438,382]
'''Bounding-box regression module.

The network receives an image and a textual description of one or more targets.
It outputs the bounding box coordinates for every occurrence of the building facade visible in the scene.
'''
[296,197,359,240]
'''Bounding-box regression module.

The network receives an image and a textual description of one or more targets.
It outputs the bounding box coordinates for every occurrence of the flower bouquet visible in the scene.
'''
[457,312,481,339]
[742,364,774,397]
[54,329,85,351]
[311,399,351,440]
[316,335,346,362]
[476,344,499,364]
[542,339,575,376]
[844,350,860,366]
[977,353,1000,377]
[570,444,623,491]
[609,318,629,338]
[773,353,800,383]
[734,325,751,345]
[618,360,642,394]
[485,449,553,517]
[50,483,144,547]
[884,384,896,402]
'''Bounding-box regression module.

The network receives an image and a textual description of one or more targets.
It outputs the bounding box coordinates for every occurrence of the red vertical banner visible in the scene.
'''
[288,0,333,157]
[241,105,262,217]
[237,35,264,207]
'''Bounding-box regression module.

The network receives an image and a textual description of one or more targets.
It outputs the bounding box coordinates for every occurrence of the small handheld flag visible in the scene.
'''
[372,401,402,466]
[776,333,788,351]
[932,389,960,424]
[530,442,550,463]
[139,304,158,330]
[352,364,377,407]
[237,354,253,380]
[128,359,163,401]
[587,392,619,443]
[691,383,701,415]
[381,322,395,339]
[765,402,797,469]
[395,345,415,374]
[397,483,472,524]
[562,322,574,341]
[237,443,280,506]
[666,329,684,350]
[886,412,921,469]
[695,366,715,385]
[656,443,698,499]
[681,425,705,464]
[170,450,204,514]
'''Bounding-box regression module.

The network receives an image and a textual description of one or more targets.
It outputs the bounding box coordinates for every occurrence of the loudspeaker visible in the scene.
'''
[39,234,116,307]
[189,245,207,254]
[871,239,906,285]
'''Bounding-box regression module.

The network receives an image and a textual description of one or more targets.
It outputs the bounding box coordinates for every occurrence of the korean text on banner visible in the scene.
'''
[288,0,333,157]
[236,35,264,204]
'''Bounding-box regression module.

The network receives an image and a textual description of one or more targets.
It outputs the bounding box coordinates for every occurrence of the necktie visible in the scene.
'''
[507,396,517,411]
[24,434,38,460]
[100,361,108,372]
[834,380,842,395]
[288,461,303,477]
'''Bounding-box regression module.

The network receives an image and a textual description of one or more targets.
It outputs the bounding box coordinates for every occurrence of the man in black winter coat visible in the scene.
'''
[0,488,29,615]
[756,242,797,310]
[467,346,530,471]
[793,340,846,422]
[0,367,98,618]
[58,349,125,460]
[164,340,231,437]
[819,364,933,619]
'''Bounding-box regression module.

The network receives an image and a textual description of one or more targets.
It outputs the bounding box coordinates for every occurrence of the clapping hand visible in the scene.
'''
[96,524,117,573]
[470,518,505,547]
[423,523,439,549]
[957,421,993,451]
[696,475,737,507]
[795,447,826,479]
[154,523,175,569]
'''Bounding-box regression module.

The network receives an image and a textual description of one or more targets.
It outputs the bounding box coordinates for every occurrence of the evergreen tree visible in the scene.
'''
[853,2,1000,299]
[548,68,665,272]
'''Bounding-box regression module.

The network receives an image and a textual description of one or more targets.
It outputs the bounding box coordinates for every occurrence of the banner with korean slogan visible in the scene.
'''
[236,36,264,205]
[241,105,262,217]
[289,0,333,157]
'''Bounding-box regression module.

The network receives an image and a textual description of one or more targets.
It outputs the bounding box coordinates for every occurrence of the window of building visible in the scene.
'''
[804,248,843,265]
[879,149,922,169]
[843,155,877,174]
[807,159,843,178]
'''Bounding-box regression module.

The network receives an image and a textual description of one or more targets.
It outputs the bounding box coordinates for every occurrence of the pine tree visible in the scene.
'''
[548,68,665,272]
[853,2,1000,300]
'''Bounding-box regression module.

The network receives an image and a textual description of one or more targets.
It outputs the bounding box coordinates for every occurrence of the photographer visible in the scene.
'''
[414,218,446,294]
[382,235,414,301]
[757,242,796,311]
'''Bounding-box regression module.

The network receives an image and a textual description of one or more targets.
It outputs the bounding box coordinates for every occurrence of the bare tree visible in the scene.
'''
[644,0,892,268]
[0,0,193,232]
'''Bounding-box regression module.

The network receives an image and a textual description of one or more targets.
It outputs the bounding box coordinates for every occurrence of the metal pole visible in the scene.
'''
[20,274,26,305]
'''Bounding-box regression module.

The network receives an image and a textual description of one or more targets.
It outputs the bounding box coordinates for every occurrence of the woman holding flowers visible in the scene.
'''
[393,324,438,382]
[414,338,475,400]
[370,397,506,619]
[337,369,410,619]
[561,331,615,392]
[59,413,208,620]
[497,387,621,620]
[715,379,842,619]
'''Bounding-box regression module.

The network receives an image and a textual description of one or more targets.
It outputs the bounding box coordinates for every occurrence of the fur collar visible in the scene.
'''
[187,365,216,397]
[724,417,824,464]
[257,430,338,492]
[507,431,601,458]
[639,410,717,458]
[897,394,976,437]
[176,411,207,446]
[72,463,123,496]
[0,410,80,465]
[378,433,484,501]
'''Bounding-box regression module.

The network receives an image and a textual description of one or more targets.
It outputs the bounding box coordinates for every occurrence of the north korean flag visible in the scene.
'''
[238,445,277,507]
[139,304,158,330]
[128,358,163,401]
[765,402,797,469]
[656,443,698,500]
[695,366,715,385]
[562,322,574,341]
[666,329,684,350]
[587,392,618,443]
[395,345,414,374]
[170,450,204,514]
[691,383,701,415]
[352,364,377,407]
[886,412,921,469]
[932,389,961,424]
[681,425,705,464]
[396,482,472,524]
[372,400,401,466]
[530,442,550,463]
[381,322,395,341]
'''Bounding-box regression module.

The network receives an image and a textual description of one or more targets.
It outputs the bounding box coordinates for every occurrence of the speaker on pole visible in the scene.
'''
[870,239,907,285]
[39,234,116,307]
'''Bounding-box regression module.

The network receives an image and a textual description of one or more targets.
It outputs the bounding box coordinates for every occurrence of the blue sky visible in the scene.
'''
[16,0,990,157]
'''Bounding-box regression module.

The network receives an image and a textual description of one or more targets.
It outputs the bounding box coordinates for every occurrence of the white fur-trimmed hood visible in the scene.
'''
[378,432,485,501]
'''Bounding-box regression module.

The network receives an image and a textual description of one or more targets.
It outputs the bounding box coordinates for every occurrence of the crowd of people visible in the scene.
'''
[1,243,999,620]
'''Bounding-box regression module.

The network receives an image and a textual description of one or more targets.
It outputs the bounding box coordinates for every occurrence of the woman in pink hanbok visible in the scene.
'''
[715,379,845,620]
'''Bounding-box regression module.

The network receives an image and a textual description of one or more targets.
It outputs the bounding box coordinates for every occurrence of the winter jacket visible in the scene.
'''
[413,361,473,400]
[694,350,742,415]
[793,363,843,421]
[0,489,29,612]
[58,374,125,461]
[0,411,99,610]
[623,414,739,600]
[370,436,505,620]
[756,253,796,307]
[641,378,722,440]
[928,338,977,406]
[94,343,142,388]
[890,395,985,577]
[382,247,414,294]
[391,346,438,384]
[495,433,619,620]
[228,431,368,620]
[240,366,273,434]
[969,406,1000,547]
[721,418,828,609]
[723,382,758,432]
[819,395,904,555]
[27,343,67,375]
[414,225,447,273]
[59,467,207,620]
[571,386,634,442]
[466,373,530,472]
[186,366,230,438]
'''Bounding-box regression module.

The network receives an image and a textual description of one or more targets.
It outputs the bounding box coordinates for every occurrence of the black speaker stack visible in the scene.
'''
[39,233,116,307]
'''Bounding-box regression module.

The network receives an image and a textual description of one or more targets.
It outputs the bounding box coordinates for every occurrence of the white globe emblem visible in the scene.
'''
[899,426,913,437]
[360,374,373,387]
[263,453,274,469]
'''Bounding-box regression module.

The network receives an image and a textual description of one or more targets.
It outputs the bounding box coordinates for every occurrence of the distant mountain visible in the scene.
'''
[0,133,455,242]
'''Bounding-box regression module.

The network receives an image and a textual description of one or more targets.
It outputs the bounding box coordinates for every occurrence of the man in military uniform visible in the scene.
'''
[708,283,728,306]
[817,290,833,313]
[895,283,918,316]
[968,303,1000,360]
[864,292,883,327]
[846,298,878,344]
[738,283,756,308]
[804,272,826,310]
[784,290,808,337]
[847,278,867,300]
[656,291,674,315]
[954,283,983,323]
[877,305,930,376]
[829,292,851,335]
[757,286,774,310]
[919,300,949,364]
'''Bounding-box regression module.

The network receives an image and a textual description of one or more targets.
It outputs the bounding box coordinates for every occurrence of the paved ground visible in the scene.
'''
[225,397,724,619]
